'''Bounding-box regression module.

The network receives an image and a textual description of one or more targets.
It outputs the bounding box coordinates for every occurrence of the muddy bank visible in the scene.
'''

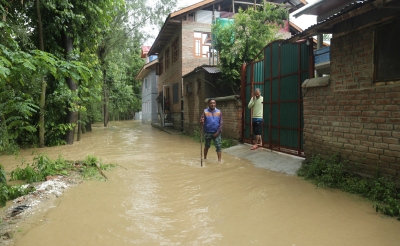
[0,174,82,245]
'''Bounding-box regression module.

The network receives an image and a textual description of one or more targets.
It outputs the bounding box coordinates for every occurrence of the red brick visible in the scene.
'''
[371,118,386,124]
[388,118,400,124]
[361,111,375,117]
[355,145,368,152]
[390,163,400,171]
[362,129,375,135]
[375,130,392,137]
[365,153,379,160]
[374,142,389,149]
[363,123,378,129]
[376,111,391,117]
[385,92,400,98]
[384,150,400,158]
[381,155,396,163]
[392,132,400,138]
[361,140,374,147]
[367,136,382,142]
[383,137,399,144]
[389,144,400,152]
[384,105,400,111]
[377,124,393,130]
[368,147,384,155]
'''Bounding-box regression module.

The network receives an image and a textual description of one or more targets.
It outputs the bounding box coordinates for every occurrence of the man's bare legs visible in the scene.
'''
[204,148,222,162]
[255,135,262,146]
[204,147,208,159]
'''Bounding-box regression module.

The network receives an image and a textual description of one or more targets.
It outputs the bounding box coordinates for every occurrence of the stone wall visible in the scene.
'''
[303,25,400,179]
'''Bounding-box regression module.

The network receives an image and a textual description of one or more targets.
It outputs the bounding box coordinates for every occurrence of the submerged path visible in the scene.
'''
[1,121,400,245]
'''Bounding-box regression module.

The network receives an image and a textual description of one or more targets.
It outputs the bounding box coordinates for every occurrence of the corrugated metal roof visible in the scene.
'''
[203,66,221,74]
[182,65,221,78]
[286,0,378,43]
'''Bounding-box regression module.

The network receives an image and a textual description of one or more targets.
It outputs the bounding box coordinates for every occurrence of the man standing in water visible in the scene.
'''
[248,88,263,150]
[200,98,223,162]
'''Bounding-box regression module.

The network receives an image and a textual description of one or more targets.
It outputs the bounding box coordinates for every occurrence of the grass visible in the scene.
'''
[0,154,116,207]
[297,155,400,220]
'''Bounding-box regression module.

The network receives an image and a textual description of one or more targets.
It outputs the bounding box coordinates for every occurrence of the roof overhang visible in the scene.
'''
[286,0,395,43]
[292,0,356,18]
[135,59,158,80]
[149,0,223,56]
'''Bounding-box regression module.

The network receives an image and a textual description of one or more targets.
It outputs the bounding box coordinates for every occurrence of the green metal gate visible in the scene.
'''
[241,39,313,156]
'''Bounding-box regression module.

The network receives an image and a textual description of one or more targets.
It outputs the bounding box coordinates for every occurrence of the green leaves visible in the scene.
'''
[212,2,288,90]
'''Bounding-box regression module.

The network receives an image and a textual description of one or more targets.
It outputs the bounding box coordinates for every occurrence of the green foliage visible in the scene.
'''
[298,155,400,219]
[212,2,288,91]
[10,155,70,183]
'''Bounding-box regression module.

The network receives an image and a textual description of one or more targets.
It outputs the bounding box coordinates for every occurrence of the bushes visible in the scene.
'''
[298,155,400,220]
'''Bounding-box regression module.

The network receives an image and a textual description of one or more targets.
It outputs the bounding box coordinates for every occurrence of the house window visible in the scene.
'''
[186,82,192,96]
[197,79,201,93]
[188,12,195,22]
[194,32,210,58]
[374,20,400,82]
[144,78,148,90]
[172,38,179,63]
[173,83,179,104]
[165,48,170,70]
[158,56,164,75]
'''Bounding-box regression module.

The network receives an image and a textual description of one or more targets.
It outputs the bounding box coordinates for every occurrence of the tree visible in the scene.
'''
[212,1,288,92]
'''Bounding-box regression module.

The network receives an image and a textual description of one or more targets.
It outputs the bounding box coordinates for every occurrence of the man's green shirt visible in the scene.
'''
[248,96,263,118]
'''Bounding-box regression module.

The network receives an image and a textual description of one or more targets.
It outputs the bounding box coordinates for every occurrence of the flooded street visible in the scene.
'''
[1,121,400,245]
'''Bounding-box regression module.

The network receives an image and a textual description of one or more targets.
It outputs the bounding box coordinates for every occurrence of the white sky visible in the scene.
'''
[143,0,318,45]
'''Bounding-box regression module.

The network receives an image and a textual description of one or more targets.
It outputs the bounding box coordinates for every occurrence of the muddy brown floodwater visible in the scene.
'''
[1,121,400,245]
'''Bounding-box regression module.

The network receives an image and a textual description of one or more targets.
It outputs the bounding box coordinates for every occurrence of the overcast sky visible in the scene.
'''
[143,0,318,46]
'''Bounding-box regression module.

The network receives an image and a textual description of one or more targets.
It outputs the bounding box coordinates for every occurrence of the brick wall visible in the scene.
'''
[303,25,400,179]
[181,21,211,76]
[216,98,242,141]
[157,21,212,131]
[183,70,242,141]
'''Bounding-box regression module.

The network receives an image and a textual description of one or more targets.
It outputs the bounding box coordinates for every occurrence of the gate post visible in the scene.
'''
[240,63,247,143]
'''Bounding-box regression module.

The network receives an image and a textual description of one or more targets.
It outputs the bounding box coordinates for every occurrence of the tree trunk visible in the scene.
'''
[85,122,92,132]
[36,0,46,148]
[62,26,78,145]
[103,69,109,127]
[77,112,81,141]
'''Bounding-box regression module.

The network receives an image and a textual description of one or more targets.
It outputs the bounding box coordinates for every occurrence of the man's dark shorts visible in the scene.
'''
[252,118,262,135]
[204,132,222,152]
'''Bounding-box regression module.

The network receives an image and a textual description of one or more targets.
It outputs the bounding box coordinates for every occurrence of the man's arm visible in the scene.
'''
[215,112,223,135]
[200,111,205,125]
[248,97,254,108]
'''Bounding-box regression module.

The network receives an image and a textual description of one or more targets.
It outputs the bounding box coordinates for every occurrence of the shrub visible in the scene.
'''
[298,155,400,220]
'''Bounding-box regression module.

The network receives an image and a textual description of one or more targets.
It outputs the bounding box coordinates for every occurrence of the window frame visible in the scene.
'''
[172,38,179,63]
[165,48,170,70]
[373,19,400,82]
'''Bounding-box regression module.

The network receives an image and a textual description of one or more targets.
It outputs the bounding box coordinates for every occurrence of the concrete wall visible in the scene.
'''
[141,69,158,124]
[303,25,400,179]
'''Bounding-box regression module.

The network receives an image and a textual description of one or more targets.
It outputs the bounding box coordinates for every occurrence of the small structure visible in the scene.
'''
[135,47,158,124]
[287,0,400,180]
[183,65,242,140]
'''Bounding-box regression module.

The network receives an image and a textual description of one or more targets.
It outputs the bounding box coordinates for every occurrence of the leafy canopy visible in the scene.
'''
[212,2,288,91]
